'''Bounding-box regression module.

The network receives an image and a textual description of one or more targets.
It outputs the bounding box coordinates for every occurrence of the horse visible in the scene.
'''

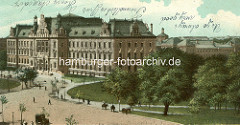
[102,103,108,110]
[110,105,115,112]
[122,108,131,114]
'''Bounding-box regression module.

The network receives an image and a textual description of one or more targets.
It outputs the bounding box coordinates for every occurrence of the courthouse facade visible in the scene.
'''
[6,13,156,76]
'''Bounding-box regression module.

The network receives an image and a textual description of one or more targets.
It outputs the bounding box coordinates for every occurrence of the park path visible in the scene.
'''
[52,73,188,116]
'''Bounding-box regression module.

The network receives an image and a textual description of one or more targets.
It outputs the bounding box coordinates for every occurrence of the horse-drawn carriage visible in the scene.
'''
[35,114,50,125]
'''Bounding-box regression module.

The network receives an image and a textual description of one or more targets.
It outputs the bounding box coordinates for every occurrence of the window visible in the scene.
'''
[128,53,131,58]
[74,31,78,35]
[140,53,143,59]
[99,54,101,59]
[98,42,101,48]
[128,43,131,47]
[91,30,95,34]
[119,43,122,48]
[109,42,111,48]
[135,42,137,47]
[85,42,87,47]
[104,42,106,48]
[141,43,143,47]
[82,31,86,35]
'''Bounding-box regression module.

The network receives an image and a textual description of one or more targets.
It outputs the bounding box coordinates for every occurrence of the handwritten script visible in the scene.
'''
[13,0,77,12]
[82,4,146,18]
[160,12,221,33]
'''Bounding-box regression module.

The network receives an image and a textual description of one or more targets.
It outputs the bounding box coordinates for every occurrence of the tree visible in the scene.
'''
[0,95,8,122]
[103,67,129,111]
[226,52,240,112]
[139,48,190,115]
[65,115,78,125]
[16,68,38,89]
[0,50,7,78]
[155,68,187,115]
[26,69,38,87]
[194,55,229,110]
[19,103,26,124]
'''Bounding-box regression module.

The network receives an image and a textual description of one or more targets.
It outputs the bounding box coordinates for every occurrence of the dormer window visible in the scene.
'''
[91,30,95,34]
[82,31,86,35]
[74,31,78,35]
[23,32,26,35]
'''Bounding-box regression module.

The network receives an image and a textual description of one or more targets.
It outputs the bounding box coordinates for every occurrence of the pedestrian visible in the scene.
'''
[48,99,51,105]
[33,97,35,103]
[87,99,90,105]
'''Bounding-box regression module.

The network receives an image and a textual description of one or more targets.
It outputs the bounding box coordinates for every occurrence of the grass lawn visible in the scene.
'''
[132,107,240,124]
[67,82,127,104]
[62,74,105,83]
[0,78,21,90]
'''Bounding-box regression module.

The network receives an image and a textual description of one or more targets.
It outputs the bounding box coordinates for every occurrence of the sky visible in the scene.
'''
[0,0,240,38]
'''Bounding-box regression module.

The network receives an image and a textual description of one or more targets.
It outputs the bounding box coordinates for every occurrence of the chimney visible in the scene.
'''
[145,23,149,30]
[161,27,164,34]
[150,23,153,33]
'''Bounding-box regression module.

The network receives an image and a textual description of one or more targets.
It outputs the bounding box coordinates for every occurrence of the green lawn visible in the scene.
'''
[62,74,105,83]
[132,107,240,124]
[0,78,20,90]
[67,82,127,104]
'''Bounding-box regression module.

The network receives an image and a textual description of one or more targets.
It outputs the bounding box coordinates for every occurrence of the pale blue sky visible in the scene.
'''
[0,0,240,37]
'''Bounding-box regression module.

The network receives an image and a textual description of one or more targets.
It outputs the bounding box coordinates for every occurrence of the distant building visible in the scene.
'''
[157,28,168,43]
[157,37,240,58]
[6,13,156,76]
[0,38,6,51]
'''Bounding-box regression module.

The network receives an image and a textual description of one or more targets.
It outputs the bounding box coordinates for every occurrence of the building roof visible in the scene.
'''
[157,37,182,46]
[9,13,155,38]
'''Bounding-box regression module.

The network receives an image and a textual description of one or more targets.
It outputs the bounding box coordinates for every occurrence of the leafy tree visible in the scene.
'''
[0,95,8,122]
[139,48,190,115]
[16,68,38,89]
[103,67,129,111]
[65,115,78,125]
[155,68,188,115]
[19,103,26,124]
[194,55,229,110]
[226,52,240,111]
[0,50,7,78]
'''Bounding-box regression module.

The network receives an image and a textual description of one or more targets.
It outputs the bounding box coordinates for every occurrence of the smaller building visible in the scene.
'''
[157,28,168,43]
[157,37,240,58]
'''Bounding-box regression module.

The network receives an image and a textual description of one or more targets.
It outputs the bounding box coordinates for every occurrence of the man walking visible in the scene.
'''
[48,99,51,105]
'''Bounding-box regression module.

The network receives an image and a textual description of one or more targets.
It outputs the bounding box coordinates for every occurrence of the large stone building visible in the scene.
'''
[6,13,156,76]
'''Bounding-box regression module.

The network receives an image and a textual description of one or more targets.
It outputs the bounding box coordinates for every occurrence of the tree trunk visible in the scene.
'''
[1,71,2,78]
[20,112,22,124]
[24,82,28,89]
[22,82,24,90]
[2,103,4,122]
[164,104,169,116]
